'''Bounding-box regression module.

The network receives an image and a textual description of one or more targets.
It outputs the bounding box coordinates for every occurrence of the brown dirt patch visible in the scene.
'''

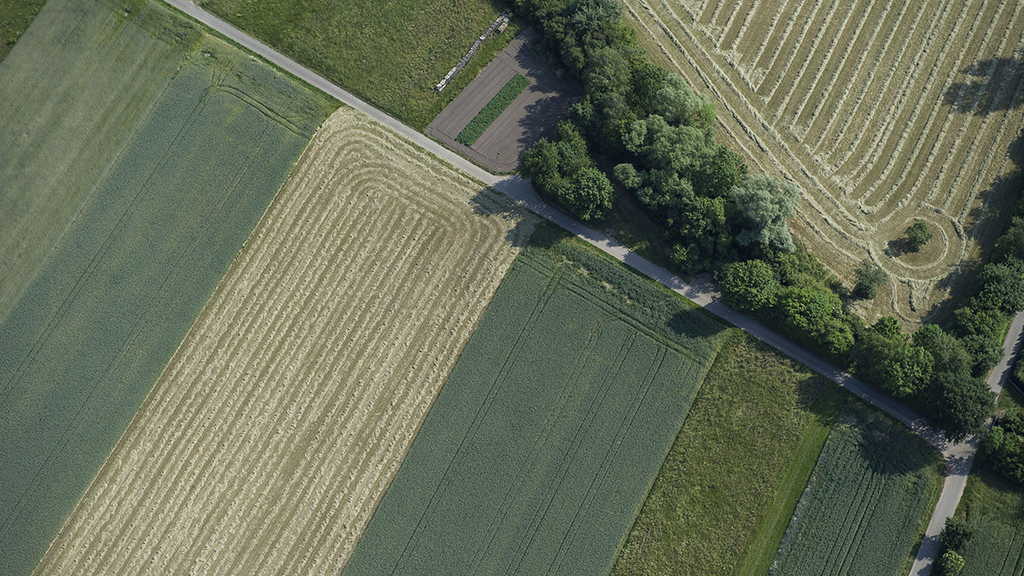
[427,27,582,173]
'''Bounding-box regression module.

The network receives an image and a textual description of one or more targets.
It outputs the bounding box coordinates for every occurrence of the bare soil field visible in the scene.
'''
[428,28,581,172]
[33,107,535,576]
[622,0,1024,323]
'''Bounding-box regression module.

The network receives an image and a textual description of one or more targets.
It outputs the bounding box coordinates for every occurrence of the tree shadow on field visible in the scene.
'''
[666,309,727,340]
[943,50,1024,115]
[853,410,937,476]
[469,188,533,248]
[922,129,1024,324]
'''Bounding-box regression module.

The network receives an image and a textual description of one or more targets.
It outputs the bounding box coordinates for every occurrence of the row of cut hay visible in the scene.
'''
[33,108,534,576]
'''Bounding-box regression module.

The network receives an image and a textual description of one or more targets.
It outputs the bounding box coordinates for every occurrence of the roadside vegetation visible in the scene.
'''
[198,0,521,130]
[0,0,45,62]
[0,1,336,573]
[342,223,726,575]
[611,331,842,576]
[457,73,530,144]
[513,0,1022,445]
[950,466,1024,575]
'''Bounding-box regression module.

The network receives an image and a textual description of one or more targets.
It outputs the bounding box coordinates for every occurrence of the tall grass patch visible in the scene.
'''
[610,330,844,576]
[0,1,335,573]
[198,0,521,130]
[957,467,1024,575]
[770,410,944,576]
[341,223,726,576]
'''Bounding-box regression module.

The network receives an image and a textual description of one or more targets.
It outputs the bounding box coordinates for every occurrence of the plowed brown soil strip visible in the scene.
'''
[33,107,536,576]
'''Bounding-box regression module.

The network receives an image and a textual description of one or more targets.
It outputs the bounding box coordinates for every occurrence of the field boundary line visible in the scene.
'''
[152,5,1024,575]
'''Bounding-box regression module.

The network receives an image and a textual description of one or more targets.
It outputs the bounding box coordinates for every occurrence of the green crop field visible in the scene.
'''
[957,467,1024,575]
[0,0,335,573]
[340,223,726,575]
[198,0,522,130]
[0,0,46,62]
[457,73,530,145]
[610,330,847,576]
[771,412,943,576]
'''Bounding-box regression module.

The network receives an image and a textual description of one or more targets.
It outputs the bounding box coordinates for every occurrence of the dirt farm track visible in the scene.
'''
[32,108,535,576]
[623,0,1024,323]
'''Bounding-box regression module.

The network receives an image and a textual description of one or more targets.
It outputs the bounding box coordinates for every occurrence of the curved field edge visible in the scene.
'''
[621,0,1024,324]
[341,223,727,576]
[33,106,536,576]
[610,329,842,576]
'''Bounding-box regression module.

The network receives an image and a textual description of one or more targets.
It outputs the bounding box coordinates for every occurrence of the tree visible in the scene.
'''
[940,517,975,552]
[856,320,935,398]
[558,167,613,221]
[935,371,994,442]
[984,410,1024,486]
[732,174,801,253]
[853,258,888,299]
[719,259,779,310]
[905,221,934,250]
[976,257,1024,314]
[938,550,965,576]
[913,324,972,375]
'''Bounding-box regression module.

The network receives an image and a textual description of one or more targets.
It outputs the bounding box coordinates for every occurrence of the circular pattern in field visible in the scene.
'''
[33,107,536,576]
[623,0,1024,322]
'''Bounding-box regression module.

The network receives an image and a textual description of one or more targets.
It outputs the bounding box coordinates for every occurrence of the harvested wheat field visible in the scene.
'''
[623,0,1024,322]
[33,107,536,576]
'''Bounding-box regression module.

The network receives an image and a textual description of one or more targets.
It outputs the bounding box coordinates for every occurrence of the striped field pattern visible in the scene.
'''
[623,0,1024,322]
[33,107,536,576]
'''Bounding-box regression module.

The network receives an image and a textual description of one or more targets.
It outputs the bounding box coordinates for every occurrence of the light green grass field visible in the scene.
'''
[610,330,844,576]
[340,223,726,575]
[198,0,522,130]
[958,467,1024,575]
[0,0,335,573]
[771,411,944,576]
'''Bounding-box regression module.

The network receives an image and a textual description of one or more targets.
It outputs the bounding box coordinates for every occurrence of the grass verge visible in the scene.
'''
[610,330,842,576]
[198,0,522,130]
[957,464,1024,574]
[457,73,529,145]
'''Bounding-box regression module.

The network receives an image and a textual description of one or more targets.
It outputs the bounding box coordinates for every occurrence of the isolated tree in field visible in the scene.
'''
[732,175,801,252]
[904,221,933,250]
[719,259,779,310]
[853,258,888,299]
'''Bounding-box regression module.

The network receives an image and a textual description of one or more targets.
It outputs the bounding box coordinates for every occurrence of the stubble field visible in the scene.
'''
[622,0,1024,323]
[33,107,535,576]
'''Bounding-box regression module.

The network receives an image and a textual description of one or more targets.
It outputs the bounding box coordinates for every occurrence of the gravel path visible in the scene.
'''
[159,3,1024,573]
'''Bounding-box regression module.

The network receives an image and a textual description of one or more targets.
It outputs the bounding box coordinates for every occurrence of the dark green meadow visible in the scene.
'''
[199,0,522,130]
[341,224,726,575]
[0,0,335,573]
[957,467,1024,575]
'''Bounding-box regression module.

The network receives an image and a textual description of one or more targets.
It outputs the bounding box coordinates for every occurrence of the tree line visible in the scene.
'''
[512,0,1022,443]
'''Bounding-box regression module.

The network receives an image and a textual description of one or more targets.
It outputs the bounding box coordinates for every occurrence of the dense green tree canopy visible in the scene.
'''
[719,259,779,311]
[731,174,801,253]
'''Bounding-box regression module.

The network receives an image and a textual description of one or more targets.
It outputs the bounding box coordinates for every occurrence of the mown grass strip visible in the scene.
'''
[456,73,529,145]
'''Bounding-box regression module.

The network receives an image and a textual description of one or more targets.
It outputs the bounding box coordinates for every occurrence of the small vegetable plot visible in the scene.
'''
[771,413,943,576]
[341,224,725,576]
[457,73,529,145]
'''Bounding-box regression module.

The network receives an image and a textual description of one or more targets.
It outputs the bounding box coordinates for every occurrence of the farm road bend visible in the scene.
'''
[160,3,1022,573]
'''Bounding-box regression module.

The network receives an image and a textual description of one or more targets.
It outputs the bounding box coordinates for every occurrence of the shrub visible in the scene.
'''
[905,221,934,250]
[938,550,965,576]
[853,258,887,299]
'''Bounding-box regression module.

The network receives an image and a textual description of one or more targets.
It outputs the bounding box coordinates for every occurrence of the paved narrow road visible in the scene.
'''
[161,3,1024,573]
